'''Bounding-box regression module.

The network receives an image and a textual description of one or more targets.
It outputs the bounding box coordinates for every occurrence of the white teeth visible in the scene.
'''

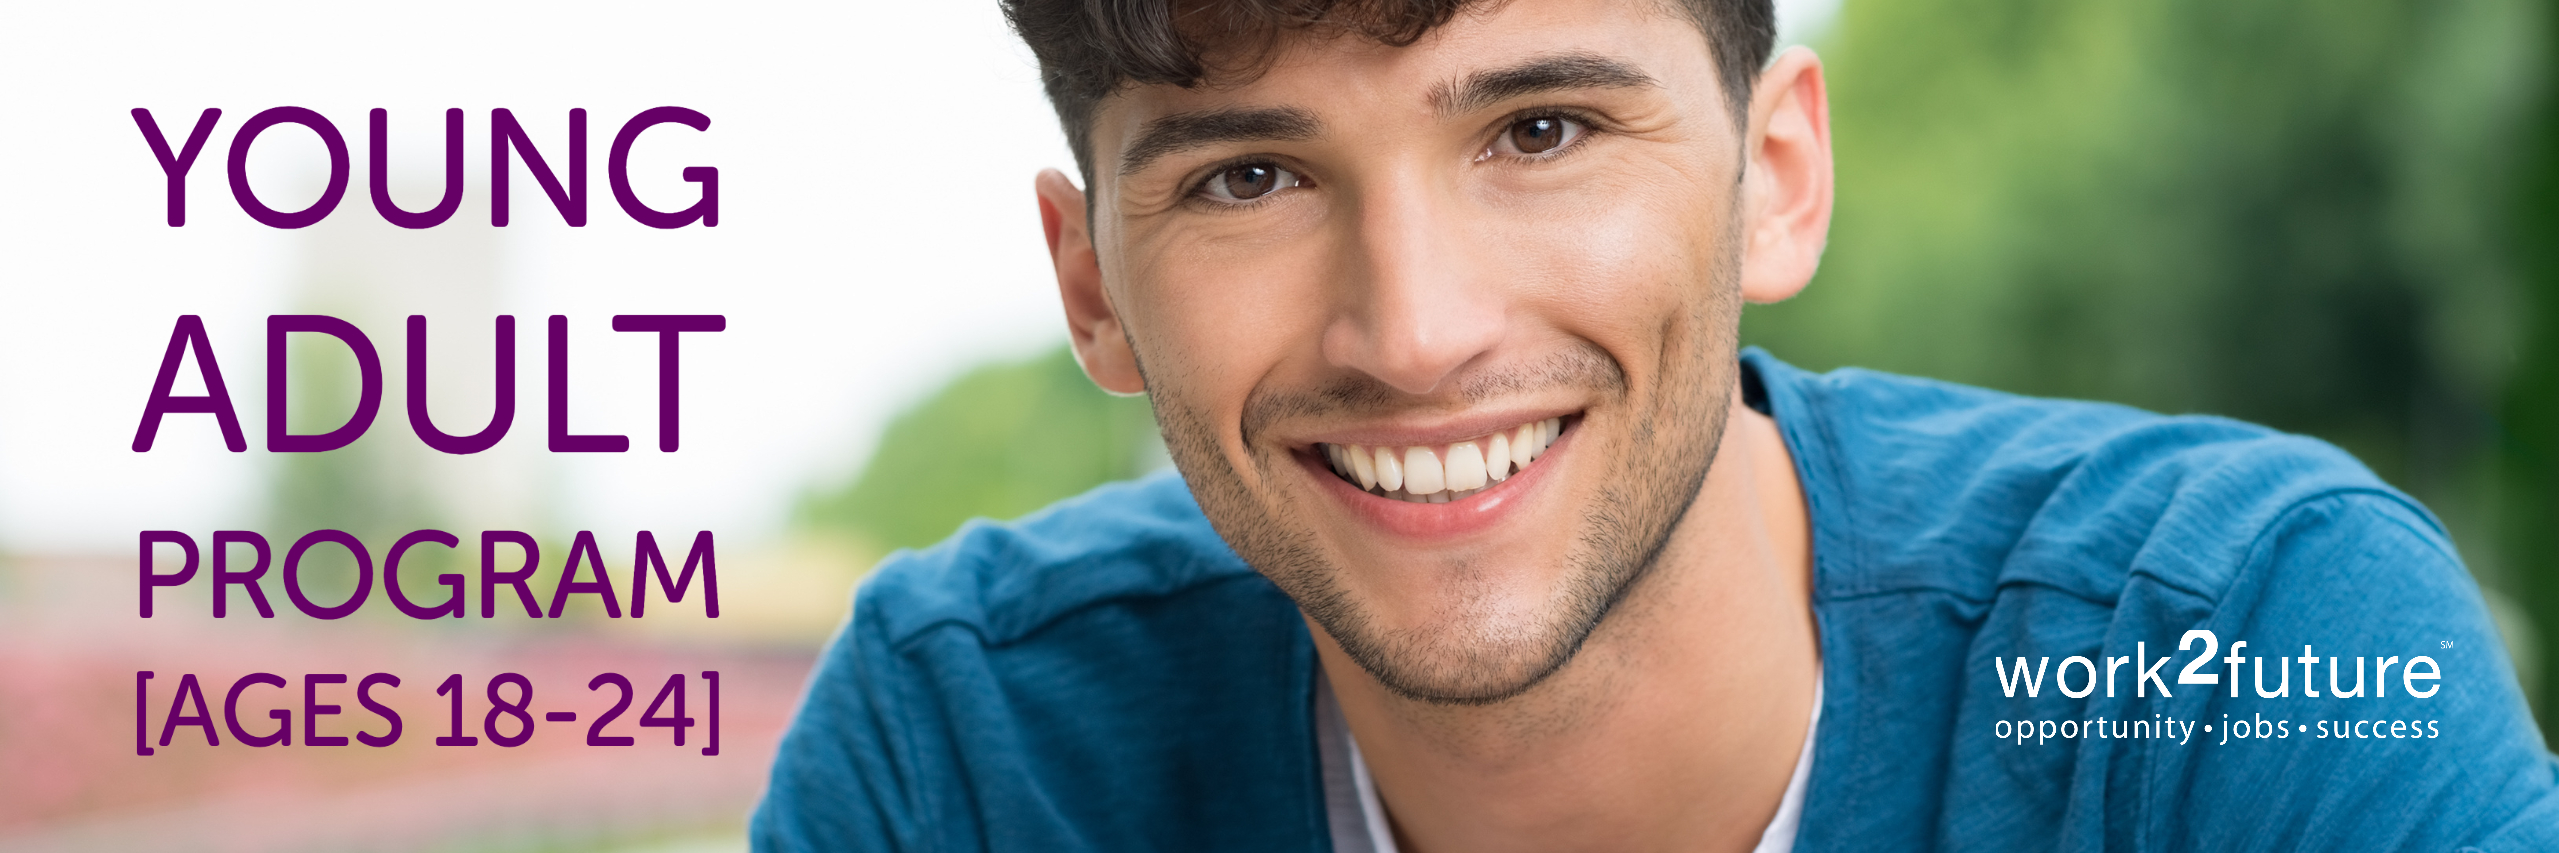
[1445,441,1487,491]
[1403,446,1445,495]
[1373,445,1404,492]
[1321,416,1566,503]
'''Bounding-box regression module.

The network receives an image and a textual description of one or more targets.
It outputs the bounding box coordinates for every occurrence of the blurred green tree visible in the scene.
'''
[2508,0,2559,741]
[797,347,1164,553]
[1746,0,2552,728]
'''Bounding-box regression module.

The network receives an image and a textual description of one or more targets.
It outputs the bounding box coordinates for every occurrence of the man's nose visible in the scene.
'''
[1320,178,1506,397]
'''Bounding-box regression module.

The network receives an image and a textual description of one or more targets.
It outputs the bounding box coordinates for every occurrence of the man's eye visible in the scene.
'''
[1197,162,1302,203]
[1494,115,1587,158]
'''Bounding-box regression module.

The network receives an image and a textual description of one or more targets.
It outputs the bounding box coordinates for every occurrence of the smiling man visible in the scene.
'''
[754,1,2559,851]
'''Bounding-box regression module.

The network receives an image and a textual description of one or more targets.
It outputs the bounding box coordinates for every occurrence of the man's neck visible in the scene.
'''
[1310,389,1820,853]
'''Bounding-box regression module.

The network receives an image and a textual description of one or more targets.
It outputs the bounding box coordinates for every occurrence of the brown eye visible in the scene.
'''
[1199,162,1301,203]
[1494,115,1587,158]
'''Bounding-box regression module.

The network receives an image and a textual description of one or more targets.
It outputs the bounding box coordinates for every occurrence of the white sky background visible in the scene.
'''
[1778,0,1843,49]
[0,0,1841,555]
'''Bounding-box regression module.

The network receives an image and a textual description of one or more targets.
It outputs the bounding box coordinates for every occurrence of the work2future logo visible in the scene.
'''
[1987,630,2453,748]
[133,106,718,229]
[1992,630,2445,701]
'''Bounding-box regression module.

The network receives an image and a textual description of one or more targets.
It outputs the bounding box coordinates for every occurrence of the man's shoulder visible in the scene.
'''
[1753,356,2559,851]
[854,470,1262,649]
[1748,348,2441,607]
[757,472,1326,852]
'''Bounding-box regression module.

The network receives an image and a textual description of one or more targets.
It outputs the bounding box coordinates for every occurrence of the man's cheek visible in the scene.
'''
[1513,216,1691,304]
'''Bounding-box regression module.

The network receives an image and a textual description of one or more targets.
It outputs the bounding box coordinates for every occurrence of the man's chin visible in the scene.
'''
[1323,607,1596,706]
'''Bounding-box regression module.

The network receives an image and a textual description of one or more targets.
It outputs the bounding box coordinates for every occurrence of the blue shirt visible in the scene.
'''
[753,349,2559,851]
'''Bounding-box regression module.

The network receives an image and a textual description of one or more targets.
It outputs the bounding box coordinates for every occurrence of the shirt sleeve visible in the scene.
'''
[751,594,921,853]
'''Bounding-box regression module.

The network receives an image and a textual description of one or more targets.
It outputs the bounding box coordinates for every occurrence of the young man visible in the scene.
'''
[755,0,2559,849]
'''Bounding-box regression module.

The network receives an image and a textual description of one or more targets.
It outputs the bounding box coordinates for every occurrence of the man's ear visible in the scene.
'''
[1037,168,1146,395]
[1736,47,1834,304]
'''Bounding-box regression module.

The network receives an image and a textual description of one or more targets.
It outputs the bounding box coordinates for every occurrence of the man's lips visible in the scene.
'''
[1294,414,1577,539]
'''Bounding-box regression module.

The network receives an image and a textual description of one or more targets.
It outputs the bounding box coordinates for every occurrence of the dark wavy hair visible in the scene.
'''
[1002,0,1778,184]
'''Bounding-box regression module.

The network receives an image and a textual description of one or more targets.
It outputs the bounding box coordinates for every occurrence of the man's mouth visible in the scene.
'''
[1318,417,1564,504]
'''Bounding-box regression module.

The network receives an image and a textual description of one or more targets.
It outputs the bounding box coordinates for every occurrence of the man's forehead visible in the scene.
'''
[1089,0,1709,175]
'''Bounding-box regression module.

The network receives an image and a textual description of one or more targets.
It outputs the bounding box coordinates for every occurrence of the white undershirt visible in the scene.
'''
[1316,671,1823,853]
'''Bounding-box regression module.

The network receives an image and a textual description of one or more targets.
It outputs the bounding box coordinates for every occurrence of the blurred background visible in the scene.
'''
[5,0,2559,849]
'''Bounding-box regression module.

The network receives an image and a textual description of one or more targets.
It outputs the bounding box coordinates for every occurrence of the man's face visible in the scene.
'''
[1079,0,1751,703]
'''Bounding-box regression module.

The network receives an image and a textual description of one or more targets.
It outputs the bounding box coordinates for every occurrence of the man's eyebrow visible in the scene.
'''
[1431,52,1660,118]
[1119,106,1322,179]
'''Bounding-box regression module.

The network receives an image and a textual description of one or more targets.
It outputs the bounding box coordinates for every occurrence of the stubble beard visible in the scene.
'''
[1141,271,1739,706]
